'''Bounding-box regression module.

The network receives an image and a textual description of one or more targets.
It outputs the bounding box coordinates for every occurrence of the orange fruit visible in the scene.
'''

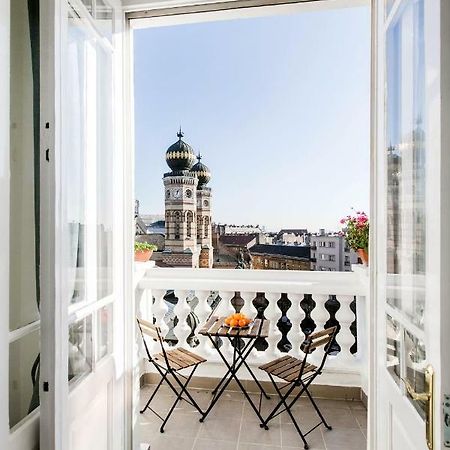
[238,319,247,327]
[229,319,238,327]
[225,317,231,325]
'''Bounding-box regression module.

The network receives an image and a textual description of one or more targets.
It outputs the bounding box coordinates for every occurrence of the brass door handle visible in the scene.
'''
[400,365,434,449]
[402,378,430,402]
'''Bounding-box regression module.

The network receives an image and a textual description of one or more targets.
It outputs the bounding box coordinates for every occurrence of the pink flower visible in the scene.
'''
[340,218,346,224]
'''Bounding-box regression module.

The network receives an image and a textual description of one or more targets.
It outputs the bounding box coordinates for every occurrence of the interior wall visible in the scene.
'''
[9,0,40,429]
[0,0,11,444]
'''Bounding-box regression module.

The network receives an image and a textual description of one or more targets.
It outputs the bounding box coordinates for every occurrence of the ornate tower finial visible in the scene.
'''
[197,152,202,162]
[177,127,184,139]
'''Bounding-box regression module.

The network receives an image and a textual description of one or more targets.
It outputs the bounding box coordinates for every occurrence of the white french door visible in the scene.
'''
[374,0,449,449]
[40,1,130,449]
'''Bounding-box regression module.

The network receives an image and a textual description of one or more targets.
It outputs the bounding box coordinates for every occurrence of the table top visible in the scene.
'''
[199,315,270,339]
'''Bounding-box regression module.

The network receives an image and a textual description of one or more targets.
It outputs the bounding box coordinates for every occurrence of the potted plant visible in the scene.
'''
[340,211,369,265]
[134,242,157,262]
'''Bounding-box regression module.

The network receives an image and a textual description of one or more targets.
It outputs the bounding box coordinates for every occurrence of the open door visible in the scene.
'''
[374,0,450,448]
[40,1,131,449]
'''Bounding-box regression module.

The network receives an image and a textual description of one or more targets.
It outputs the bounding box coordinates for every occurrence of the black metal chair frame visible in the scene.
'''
[137,318,205,433]
[259,326,338,450]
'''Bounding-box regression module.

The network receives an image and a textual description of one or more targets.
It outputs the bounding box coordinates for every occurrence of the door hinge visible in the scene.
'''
[43,381,49,392]
[45,148,50,162]
[444,395,450,447]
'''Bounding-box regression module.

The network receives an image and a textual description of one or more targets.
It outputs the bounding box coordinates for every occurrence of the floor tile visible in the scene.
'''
[194,438,238,450]
[198,418,242,442]
[322,428,366,450]
[238,444,281,450]
[280,424,325,449]
[239,422,281,447]
[146,434,196,450]
[320,408,360,429]
[352,410,367,429]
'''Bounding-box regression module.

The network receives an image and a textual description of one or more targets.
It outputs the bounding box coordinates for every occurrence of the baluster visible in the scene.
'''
[277,294,292,353]
[173,289,191,348]
[349,296,357,355]
[153,289,169,340]
[215,290,235,317]
[324,295,342,354]
[195,290,214,359]
[335,295,356,368]
[213,291,235,355]
[240,291,256,318]
[300,294,317,338]
[288,293,304,358]
[308,294,329,366]
[264,292,282,361]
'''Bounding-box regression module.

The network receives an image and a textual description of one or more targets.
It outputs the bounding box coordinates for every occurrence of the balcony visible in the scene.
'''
[135,264,369,449]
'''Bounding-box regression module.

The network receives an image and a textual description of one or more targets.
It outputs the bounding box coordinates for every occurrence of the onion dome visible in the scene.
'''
[165,129,196,171]
[191,153,211,188]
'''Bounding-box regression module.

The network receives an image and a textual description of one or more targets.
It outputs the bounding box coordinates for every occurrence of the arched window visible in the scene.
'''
[204,216,209,238]
[187,211,193,238]
[197,215,202,239]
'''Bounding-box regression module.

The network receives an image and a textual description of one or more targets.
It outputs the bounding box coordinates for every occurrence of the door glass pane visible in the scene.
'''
[64,7,89,305]
[68,316,93,382]
[385,0,425,329]
[97,42,114,300]
[94,0,113,41]
[404,329,427,417]
[9,329,40,428]
[386,314,401,384]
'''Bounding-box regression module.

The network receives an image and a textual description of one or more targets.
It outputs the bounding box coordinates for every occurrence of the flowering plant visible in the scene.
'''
[340,211,369,251]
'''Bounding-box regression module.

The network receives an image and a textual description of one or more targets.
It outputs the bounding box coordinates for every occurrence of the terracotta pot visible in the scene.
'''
[134,249,153,262]
[357,248,369,266]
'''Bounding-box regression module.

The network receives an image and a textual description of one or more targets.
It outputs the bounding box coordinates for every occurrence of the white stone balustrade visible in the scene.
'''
[136,266,368,387]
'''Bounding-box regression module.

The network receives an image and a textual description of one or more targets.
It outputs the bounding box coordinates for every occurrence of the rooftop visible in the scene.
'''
[249,244,310,260]
[219,234,258,247]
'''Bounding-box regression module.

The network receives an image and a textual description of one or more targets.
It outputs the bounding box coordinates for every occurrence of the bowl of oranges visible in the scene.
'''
[224,313,252,329]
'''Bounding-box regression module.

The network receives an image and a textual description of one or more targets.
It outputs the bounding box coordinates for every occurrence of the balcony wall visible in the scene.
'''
[135,264,369,391]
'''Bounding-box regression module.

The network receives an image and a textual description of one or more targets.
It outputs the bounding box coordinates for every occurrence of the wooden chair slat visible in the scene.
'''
[271,358,301,376]
[284,364,316,382]
[261,355,292,372]
[259,355,291,371]
[155,353,183,370]
[309,326,336,341]
[308,336,333,351]
[169,350,195,367]
[177,347,207,363]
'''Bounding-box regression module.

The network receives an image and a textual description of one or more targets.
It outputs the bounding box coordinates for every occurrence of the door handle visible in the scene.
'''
[401,365,434,449]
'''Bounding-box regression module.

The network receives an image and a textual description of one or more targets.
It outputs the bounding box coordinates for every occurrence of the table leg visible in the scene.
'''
[211,338,254,397]
[201,335,267,424]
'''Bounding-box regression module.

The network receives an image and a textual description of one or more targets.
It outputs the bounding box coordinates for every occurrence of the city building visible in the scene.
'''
[161,130,213,268]
[249,244,311,270]
[212,234,257,268]
[310,230,359,271]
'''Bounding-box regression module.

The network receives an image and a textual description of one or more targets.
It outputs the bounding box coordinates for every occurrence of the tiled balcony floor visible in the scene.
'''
[140,385,367,450]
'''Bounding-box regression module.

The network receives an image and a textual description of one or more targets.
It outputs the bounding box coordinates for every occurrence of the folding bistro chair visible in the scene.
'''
[258,326,338,449]
[137,317,206,433]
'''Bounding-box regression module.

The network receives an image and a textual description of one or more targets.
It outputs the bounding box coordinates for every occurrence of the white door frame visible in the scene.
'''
[122,2,373,450]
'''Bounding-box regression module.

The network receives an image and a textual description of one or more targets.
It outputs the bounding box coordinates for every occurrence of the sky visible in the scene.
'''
[134,5,370,232]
